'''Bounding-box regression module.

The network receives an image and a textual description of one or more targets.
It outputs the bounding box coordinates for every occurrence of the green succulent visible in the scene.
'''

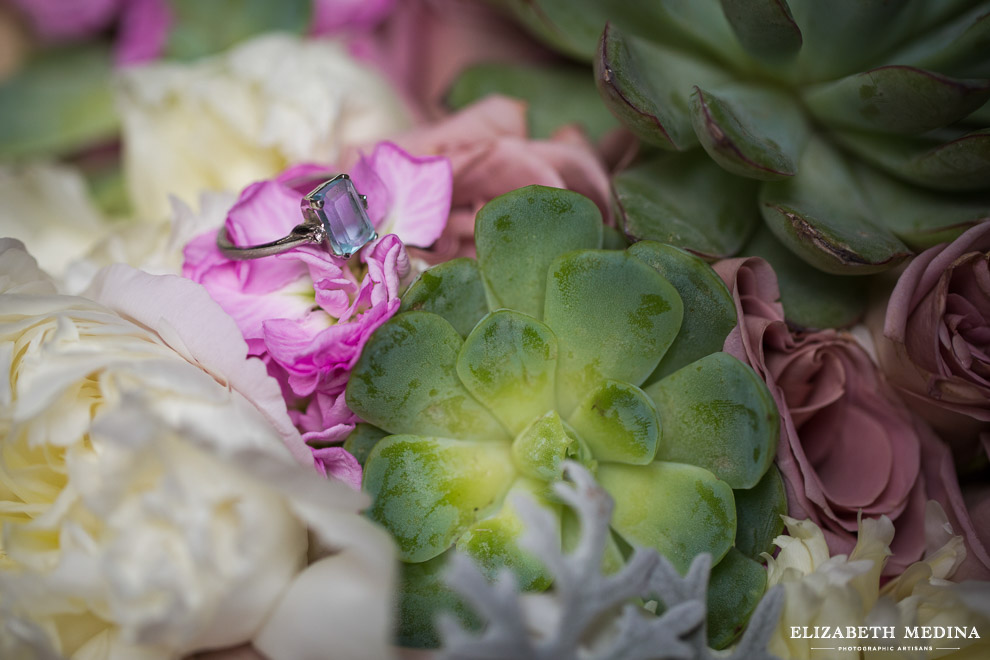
[345,185,786,649]
[475,0,990,327]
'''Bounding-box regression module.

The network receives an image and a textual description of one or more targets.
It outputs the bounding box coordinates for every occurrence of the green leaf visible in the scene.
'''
[340,423,387,465]
[706,548,768,649]
[627,242,737,382]
[787,0,919,81]
[690,84,809,181]
[759,137,912,274]
[497,0,615,60]
[400,258,490,338]
[398,550,480,648]
[0,45,117,159]
[733,465,787,560]
[612,152,759,259]
[834,128,990,192]
[598,461,737,573]
[889,5,990,79]
[568,380,661,465]
[456,479,558,591]
[364,435,516,563]
[511,411,577,482]
[164,0,311,60]
[544,250,683,415]
[457,310,559,436]
[595,23,731,150]
[346,312,508,440]
[475,185,602,319]
[447,63,618,140]
[853,161,989,251]
[645,352,779,490]
[803,66,990,135]
[719,0,802,59]
[742,226,868,329]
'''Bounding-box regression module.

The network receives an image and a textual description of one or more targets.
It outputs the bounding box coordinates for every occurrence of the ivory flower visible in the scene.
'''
[0,240,396,659]
[116,33,410,220]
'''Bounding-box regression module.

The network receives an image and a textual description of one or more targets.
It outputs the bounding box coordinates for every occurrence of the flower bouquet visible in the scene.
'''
[0,1,988,659]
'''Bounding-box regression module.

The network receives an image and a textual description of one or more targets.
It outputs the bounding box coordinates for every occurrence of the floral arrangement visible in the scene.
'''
[0,1,988,659]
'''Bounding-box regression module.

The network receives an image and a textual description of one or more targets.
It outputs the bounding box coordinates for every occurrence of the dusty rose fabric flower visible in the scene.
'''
[348,0,553,120]
[715,257,987,576]
[183,144,449,468]
[356,95,612,262]
[876,221,990,451]
[10,0,169,65]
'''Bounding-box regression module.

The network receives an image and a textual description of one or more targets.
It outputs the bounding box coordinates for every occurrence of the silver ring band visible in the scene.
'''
[216,173,376,260]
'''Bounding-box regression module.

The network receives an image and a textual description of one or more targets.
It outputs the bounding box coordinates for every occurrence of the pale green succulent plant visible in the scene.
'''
[344,185,786,649]
[470,0,990,328]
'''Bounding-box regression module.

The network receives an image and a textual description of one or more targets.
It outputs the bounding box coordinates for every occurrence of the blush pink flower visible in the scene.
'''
[715,257,987,576]
[183,143,451,482]
[356,95,612,263]
[311,0,395,35]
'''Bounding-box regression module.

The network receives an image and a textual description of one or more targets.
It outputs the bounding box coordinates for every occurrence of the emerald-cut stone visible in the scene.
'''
[302,175,376,258]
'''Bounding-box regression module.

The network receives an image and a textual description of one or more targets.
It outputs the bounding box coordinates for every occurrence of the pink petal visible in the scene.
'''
[312,446,363,491]
[310,0,394,35]
[114,0,170,66]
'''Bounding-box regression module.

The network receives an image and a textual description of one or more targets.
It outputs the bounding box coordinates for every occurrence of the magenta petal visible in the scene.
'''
[312,446,363,491]
[12,0,121,40]
[311,0,395,35]
[114,0,170,66]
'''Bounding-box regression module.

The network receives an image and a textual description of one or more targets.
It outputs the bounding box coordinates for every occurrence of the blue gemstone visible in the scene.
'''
[303,176,376,258]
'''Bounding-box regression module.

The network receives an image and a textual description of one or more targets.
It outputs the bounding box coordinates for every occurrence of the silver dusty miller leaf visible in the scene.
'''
[438,461,784,660]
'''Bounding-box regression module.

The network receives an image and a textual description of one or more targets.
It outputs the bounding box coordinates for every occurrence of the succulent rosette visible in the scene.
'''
[488,0,990,327]
[344,185,786,648]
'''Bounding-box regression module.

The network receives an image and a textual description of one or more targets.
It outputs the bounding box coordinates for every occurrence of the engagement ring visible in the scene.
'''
[217,174,377,260]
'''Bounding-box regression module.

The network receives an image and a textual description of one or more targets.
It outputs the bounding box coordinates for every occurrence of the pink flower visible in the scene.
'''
[348,0,554,120]
[183,144,450,481]
[311,0,395,35]
[10,0,169,66]
[876,221,990,453]
[358,95,612,263]
[715,257,987,576]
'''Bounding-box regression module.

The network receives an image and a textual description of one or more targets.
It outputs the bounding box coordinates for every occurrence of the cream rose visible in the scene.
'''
[0,239,396,660]
[116,33,411,220]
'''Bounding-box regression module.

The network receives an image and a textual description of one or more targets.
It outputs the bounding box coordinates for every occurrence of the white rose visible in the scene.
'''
[0,239,396,660]
[116,33,411,221]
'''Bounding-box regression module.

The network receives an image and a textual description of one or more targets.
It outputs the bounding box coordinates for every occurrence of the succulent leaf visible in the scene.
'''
[719,0,802,59]
[164,0,311,60]
[741,227,869,329]
[457,310,559,436]
[363,435,516,563]
[759,137,912,274]
[341,423,387,465]
[567,379,661,465]
[544,249,684,414]
[732,465,788,560]
[596,23,731,150]
[804,65,990,134]
[400,550,481,648]
[511,411,577,482]
[835,127,990,192]
[447,63,619,140]
[400,258,489,338]
[645,352,779,490]
[690,84,808,180]
[890,6,990,78]
[627,241,738,382]
[456,479,559,591]
[346,311,509,439]
[706,547,769,648]
[612,152,760,259]
[597,461,736,573]
[475,186,602,319]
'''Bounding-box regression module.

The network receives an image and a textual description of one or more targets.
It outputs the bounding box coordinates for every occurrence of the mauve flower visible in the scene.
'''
[715,257,986,575]
[0,239,396,660]
[9,0,169,65]
[348,0,553,121]
[311,0,395,35]
[875,221,990,450]
[361,95,611,262]
[183,144,449,457]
